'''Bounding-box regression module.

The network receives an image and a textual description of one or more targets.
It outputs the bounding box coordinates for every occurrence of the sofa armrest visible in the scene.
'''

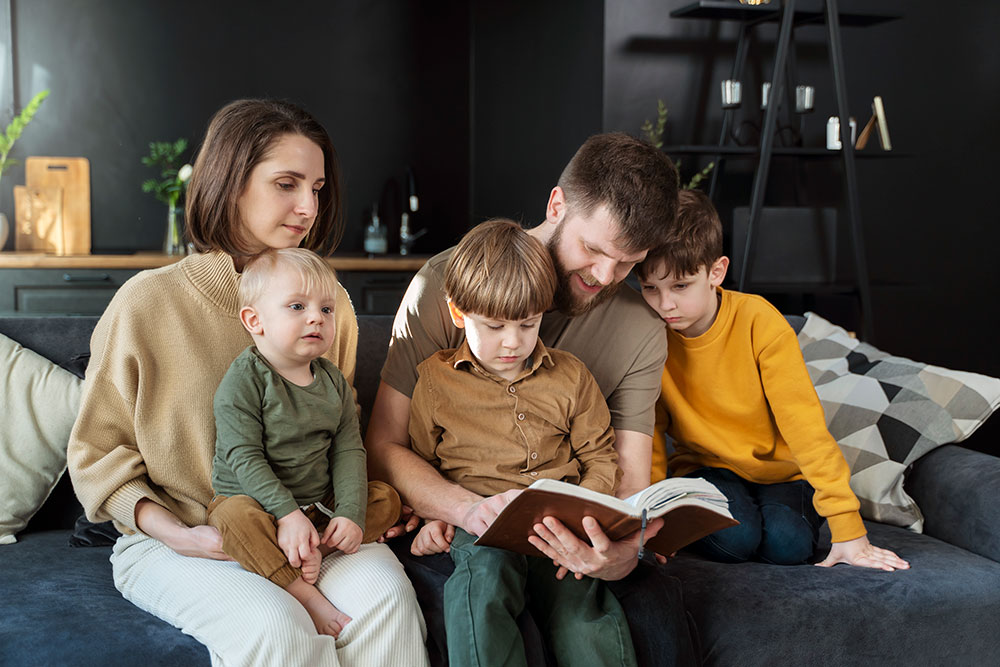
[905,445,1000,563]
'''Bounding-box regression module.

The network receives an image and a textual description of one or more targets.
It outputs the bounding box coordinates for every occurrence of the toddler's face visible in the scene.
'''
[638,258,727,338]
[249,266,337,367]
[460,311,543,381]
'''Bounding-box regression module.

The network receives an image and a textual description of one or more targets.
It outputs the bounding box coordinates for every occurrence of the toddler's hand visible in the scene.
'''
[277,509,320,567]
[322,517,363,554]
[411,520,455,556]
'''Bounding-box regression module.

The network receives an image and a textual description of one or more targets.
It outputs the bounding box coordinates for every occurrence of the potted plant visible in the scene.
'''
[141,139,192,255]
[0,90,49,249]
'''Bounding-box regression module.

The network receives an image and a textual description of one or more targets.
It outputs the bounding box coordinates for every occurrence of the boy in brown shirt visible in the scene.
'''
[407,219,637,667]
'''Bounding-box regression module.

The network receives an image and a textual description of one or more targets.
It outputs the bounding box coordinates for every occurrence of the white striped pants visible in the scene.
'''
[111,532,429,667]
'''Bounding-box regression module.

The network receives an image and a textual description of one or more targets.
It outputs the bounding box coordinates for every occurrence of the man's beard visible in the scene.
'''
[546,226,620,317]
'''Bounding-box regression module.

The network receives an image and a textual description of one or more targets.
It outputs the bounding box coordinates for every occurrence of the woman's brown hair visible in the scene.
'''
[185,99,344,257]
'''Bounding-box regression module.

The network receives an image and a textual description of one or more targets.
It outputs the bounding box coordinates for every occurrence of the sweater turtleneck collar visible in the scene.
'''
[180,250,242,315]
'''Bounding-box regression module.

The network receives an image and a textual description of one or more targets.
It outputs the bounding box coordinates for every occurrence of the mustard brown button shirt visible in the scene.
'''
[408,339,621,497]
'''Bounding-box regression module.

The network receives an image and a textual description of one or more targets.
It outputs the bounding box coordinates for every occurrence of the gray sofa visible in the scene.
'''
[2,314,999,666]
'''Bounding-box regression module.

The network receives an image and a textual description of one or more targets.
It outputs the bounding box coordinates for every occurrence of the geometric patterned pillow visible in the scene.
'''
[797,312,1000,532]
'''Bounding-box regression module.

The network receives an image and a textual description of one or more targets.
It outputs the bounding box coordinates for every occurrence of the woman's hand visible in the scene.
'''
[134,498,232,560]
[528,515,664,581]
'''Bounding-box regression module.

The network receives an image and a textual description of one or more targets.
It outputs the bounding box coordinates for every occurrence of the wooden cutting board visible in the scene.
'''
[25,157,91,254]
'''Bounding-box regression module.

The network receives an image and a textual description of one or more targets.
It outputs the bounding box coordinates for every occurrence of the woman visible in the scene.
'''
[67,99,428,666]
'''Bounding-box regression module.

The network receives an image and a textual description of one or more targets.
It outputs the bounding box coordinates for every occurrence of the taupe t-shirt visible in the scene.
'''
[382,248,667,436]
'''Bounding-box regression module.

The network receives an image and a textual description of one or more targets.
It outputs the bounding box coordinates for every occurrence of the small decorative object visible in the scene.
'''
[364,204,388,254]
[826,116,858,150]
[0,89,49,250]
[856,95,892,151]
[141,139,192,255]
[738,0,771,5]
[795,85,815,113]
[721,79,742,108]
[640,99,715,190]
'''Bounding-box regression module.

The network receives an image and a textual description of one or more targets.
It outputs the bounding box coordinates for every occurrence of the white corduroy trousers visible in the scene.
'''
[111,533,429,667]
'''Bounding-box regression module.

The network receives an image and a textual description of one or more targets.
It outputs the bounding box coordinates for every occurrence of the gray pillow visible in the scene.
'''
[797,312,1000,531]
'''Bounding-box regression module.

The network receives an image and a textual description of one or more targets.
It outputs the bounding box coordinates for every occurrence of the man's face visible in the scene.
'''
[546,204,647,316]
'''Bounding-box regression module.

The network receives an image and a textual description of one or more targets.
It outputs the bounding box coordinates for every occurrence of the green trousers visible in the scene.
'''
[444,528,638,667]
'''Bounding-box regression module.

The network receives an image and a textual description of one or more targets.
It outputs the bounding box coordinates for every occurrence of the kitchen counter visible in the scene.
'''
[0,252,430,271]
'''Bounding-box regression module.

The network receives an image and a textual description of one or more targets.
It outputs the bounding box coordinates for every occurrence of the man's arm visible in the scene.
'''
[614,429,653,499]
[365,381,518,536]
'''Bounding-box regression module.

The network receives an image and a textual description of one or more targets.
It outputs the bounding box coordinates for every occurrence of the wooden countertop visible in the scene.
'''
[0,252,430,271]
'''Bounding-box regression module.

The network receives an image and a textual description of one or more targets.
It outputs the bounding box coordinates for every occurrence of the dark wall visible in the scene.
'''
[604,0,1000,379]
[3,0,470,255]
[470,0,605,234]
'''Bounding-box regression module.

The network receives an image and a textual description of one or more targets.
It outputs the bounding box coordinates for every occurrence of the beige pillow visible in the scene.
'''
[0,333,82,544]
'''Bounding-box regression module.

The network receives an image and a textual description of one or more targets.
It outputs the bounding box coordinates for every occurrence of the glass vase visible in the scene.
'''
[164,204,185,255]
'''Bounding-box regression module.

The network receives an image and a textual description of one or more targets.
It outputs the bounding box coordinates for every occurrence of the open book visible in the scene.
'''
[475,477,738,558]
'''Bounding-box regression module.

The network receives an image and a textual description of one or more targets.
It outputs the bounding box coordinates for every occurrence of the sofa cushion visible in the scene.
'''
[0,530,208,666]
[797,312,1000,531]
[0,333,82,544]
[668,520,1000,666]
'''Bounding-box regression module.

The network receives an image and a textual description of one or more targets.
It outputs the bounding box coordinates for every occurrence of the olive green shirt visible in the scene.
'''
[212,347,367,526]
[409,339,621,496]
[383,248,667,436]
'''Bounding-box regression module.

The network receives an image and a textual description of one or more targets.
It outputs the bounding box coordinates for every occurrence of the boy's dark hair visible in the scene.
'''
[637,188,723,279]
[558,132,680,253]
[186,98,344,257]
[445,219,557,321]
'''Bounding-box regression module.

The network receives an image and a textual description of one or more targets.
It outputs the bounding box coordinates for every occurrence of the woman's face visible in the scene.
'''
[237,133,326,253]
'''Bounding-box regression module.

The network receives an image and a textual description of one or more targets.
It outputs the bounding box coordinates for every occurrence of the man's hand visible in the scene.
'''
[276,509,320,568]
[816,535,910,571]
[528,515,664,581]
[411,520,456,556]
[379,505,422,541]
[322,517,364,555]
[459,489,522,537]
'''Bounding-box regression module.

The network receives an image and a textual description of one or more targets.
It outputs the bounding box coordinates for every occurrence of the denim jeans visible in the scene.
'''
[687,467,823,565]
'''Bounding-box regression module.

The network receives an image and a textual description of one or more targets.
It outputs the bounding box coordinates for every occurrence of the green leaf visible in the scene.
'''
[0,89,48,178]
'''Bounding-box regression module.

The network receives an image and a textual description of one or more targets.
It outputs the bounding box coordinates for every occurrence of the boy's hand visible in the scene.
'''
[276,509,320,567]
[460,489,522,537]
[411,520,455,556]
[322,517,363,554]
[816,535,910,571]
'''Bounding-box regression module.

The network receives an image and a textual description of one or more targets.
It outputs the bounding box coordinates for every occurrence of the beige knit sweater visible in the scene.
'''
[67,251,359,535]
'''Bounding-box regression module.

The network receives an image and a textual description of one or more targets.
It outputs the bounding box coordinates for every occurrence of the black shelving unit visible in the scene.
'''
[669,0,900,341]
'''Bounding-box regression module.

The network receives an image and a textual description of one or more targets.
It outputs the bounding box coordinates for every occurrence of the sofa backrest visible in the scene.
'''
[0,314,396,534]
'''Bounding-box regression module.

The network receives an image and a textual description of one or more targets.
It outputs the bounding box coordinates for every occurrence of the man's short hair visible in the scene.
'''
[637,189,723,279]
[239,248,340,308]
[445,219,557,320]
[558,132,680,253]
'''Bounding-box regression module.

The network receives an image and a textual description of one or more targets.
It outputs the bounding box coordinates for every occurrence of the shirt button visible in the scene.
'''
[518,413,525,421]
[530,452,538,460]
[508,385,516,394]
[530,471,538,476]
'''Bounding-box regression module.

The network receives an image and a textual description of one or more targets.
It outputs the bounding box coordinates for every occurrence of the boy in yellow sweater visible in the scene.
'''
[636,189,909,570]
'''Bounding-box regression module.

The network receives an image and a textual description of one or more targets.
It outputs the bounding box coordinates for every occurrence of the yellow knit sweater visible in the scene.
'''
[67,251,358,535]
[651,288,865,543]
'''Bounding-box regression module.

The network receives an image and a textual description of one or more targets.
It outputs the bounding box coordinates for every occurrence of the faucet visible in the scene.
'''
[399,167,426,255]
